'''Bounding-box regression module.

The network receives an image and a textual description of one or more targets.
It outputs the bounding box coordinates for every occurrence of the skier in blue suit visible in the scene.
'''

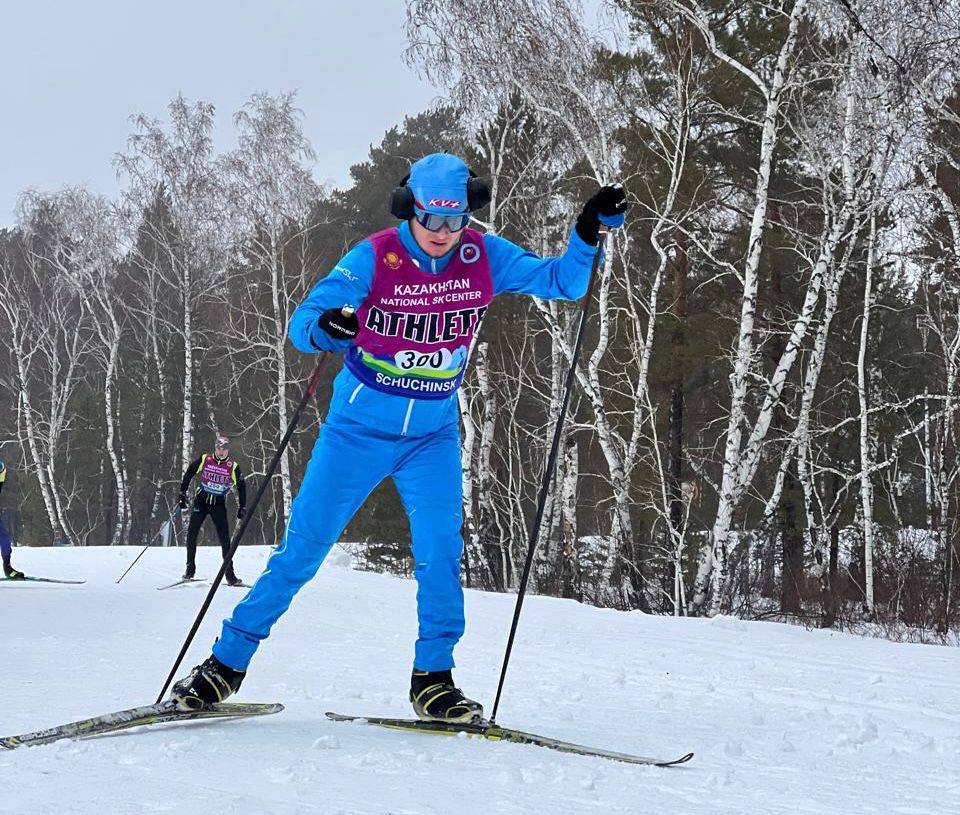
[172,153,627,721]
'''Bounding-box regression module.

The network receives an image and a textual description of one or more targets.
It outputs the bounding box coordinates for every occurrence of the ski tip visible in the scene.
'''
[658,751,694,767]
[325,711,356,722]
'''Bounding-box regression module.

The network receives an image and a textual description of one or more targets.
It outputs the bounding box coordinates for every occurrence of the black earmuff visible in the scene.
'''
[389,166,492,220]
[389,173,415,220]
[466,170,492,212]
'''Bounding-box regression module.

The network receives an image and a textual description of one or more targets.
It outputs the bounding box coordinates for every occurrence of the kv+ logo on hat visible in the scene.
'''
[408,154,470,214]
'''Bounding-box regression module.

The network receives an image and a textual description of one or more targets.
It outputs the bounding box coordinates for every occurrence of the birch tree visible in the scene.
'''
[0,224,92,543]
[125,192,184,533]
[115,96,230,479]
[669,0,822,615]
[223,92,321,527]
[858,212,879,613]
[33,190,133,545]
[916,84,960,629]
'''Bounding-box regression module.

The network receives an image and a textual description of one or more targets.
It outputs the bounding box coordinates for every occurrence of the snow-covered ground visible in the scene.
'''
[2,546,958,815]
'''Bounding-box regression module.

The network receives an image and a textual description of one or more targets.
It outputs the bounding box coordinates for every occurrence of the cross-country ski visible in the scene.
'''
[324,711,694,767]
[1,701,283,750]
[157,577,251,590]
[0,575,86,584]
[156,577,206,590]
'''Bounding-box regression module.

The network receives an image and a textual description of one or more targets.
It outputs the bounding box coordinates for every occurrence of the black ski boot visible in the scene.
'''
[182,563,196,580]
[224,568,243,587]
[3,564,25,580]
[170,655,245,711]
[410,669,484,723]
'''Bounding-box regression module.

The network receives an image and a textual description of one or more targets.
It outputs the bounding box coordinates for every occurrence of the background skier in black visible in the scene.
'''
[178,434,247,586]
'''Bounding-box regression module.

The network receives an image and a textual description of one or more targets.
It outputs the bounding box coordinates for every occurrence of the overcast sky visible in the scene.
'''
[0,1,439,226]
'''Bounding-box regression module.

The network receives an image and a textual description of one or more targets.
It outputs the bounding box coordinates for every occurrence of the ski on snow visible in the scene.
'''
[1,701,284,749]
[325,711,694,767]
[157,578,252,590]
[2,702,691,765]
[157,577,206,590]
[0,576,86,584]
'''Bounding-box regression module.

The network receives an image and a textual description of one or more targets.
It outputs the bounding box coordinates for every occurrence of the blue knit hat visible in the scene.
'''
[407,153,470,215]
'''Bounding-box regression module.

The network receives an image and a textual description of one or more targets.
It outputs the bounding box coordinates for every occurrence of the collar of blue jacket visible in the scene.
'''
[396,220,460,275]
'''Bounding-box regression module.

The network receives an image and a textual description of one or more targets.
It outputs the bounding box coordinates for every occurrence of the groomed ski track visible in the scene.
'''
[2,546,957,814]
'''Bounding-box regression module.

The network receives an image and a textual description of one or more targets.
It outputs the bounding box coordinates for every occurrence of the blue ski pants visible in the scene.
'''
[0,515,10,568]
[213,414,465,673]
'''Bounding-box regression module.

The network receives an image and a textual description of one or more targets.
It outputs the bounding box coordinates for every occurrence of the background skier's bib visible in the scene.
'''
[198,455,235,496]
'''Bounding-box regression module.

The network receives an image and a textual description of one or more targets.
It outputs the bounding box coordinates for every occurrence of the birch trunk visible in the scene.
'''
[858,212,878,614]
[12,348,61,538]
[460,381,479,586]
[688,0,810,615]
[149,299,168,524]
[667,231,688,606]
[270,240,294,522]
[559,437,580,600]
[101,327,129,545]
[181,260,194,477]
[460,342,497,589]
[43,310,85,543]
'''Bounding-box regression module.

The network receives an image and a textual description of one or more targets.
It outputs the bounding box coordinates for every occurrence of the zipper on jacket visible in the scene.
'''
[401,399,415,436]
[348,383,364,404]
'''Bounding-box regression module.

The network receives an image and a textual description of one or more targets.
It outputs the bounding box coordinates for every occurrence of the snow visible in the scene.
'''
[2,546,958,815]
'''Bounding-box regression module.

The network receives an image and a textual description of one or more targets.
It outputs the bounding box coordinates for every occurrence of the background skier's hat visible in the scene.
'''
[215,434,230,448]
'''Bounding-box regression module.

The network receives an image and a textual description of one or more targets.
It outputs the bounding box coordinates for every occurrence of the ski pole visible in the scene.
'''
[115,505,180,584]
[156,347,334,703]
[490,229,609,723]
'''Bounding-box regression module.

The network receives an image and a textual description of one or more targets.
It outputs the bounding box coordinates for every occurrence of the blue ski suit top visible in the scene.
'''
[212,220,599,675]
[289,221,597,435]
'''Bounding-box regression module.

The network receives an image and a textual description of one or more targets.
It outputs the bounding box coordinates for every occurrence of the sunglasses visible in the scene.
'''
[414,208,471,233]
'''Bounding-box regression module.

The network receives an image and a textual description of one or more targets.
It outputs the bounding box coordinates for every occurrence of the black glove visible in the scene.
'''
[575,183,628,245]
[317,307,359,340]
[237,506,246,521]
[178,492,189,510]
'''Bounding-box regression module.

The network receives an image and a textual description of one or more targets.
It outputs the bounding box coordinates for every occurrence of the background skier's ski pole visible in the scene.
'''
[155,346,335,702]
[115,505,179,584]
[490,229,609,723]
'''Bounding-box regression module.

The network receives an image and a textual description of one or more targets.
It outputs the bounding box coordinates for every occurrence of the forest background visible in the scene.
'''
[2,0,960,638]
